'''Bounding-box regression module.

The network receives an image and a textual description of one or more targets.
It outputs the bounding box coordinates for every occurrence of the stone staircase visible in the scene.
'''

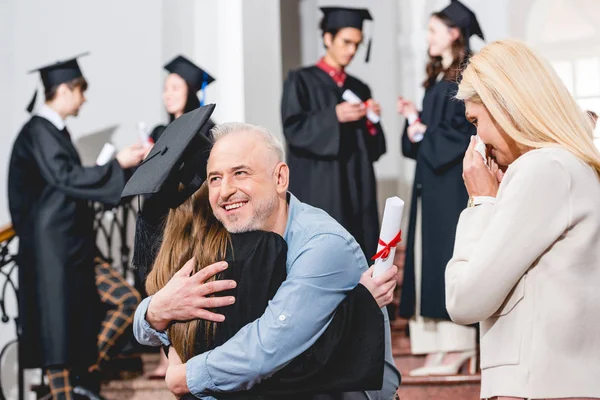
[99,318,481,400]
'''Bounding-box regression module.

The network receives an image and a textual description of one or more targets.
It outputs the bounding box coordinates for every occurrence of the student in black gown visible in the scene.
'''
[281,7,386,260]
[123,106,398,399]
[8,54,146,399]
[133,54,217,379]
[396,0,482,377]
[150,55,216,143]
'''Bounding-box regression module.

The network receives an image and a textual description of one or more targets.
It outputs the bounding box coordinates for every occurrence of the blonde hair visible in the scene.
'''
[456,39,600,176]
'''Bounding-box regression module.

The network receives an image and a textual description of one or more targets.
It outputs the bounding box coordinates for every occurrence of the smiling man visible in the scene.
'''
[133,122,400,399]
[281,7,386,261]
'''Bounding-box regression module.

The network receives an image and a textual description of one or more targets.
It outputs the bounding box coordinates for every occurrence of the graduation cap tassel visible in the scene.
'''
[26,89,38,114]
[199,72,208,107]
[365,37,372,63]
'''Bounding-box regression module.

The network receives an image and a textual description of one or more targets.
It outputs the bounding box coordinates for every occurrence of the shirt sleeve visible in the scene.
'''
[445,153,571,325]
[186,234,364,397]
[133,296,171,347]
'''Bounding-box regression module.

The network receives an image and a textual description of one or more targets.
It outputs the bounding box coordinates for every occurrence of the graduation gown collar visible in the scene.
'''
[36,103,66,131]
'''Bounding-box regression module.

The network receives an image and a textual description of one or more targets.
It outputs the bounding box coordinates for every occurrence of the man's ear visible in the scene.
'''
[274,162,289,194]
[56,83,69,97]
[323,32,333,50]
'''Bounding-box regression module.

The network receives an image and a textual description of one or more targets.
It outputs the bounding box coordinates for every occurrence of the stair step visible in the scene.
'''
[397,374,481,400]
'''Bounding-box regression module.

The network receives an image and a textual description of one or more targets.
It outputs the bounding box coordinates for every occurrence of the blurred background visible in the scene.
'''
[1,0,600,398]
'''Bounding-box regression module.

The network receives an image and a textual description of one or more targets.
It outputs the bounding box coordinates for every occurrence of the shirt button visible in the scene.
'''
[416,184,423,190]
[278,315,286,322]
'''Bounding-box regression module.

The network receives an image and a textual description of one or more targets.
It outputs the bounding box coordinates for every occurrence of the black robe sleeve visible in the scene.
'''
[419,98,472,172]
[251,283,385,396]
[361,86,387,163]
[29,125,125,206]
[281,70,341,158]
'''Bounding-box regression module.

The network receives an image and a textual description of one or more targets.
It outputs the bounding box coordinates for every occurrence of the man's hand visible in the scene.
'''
[397,97,418,118]
[359,265,399,308]
[336,101,367,123]
[116,142,146,168]
[146,259,236,332]
[366,99,381,117]
[166,346,189,397]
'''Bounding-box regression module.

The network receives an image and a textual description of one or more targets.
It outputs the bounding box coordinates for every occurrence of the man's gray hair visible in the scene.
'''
[210,122,286,163]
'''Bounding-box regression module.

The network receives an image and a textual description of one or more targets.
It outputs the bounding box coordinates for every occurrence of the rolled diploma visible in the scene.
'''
[342,89,380,124]
[138,122,152,148]
[373,196,405,277]
[96,143,116,166]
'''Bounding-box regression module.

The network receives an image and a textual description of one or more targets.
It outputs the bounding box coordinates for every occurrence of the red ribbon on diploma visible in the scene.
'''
[371,231,402,261]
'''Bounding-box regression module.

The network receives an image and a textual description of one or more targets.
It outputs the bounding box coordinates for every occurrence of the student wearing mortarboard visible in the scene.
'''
[132,55,217,379]
[396,0,483,377]
[281,7,386,261]
[8,53,146,399]
[149,55,216,143]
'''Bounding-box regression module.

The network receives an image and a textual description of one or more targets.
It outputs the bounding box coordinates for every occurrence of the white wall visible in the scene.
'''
[0,1,163,398]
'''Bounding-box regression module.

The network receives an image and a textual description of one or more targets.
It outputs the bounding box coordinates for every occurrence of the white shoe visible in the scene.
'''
[420,350,477,376]
[409,352,445,377]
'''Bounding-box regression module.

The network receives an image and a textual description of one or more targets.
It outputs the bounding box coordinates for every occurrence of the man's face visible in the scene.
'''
[65,85,86,117]
[207,132,280,233]
[324,27,363,68]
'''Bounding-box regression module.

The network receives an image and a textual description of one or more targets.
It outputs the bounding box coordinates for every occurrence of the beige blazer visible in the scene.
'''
[446,147,600,399]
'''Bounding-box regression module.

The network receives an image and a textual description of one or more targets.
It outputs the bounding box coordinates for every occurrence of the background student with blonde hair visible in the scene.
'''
[447,39,600,400]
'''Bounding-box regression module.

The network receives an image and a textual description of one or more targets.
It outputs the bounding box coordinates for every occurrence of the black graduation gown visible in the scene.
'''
[281,67,386,260]
[183,231,385,400]
[398,79,475,320]
[8,116,126,368]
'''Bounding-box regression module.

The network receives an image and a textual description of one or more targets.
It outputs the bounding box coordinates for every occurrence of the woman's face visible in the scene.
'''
[427,16,458,57]
[465,101,523,167]
[163,73,188,116]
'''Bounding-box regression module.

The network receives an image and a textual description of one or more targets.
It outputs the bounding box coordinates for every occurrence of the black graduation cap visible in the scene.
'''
[164,55,215,106]
[122,104,216,209]
[320,7,374,62]
[439,0,484,45]
[26,52,89,113]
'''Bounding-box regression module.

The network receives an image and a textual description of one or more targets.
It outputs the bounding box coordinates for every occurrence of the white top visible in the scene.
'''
[446,147,600,398]
[36,103,65,131]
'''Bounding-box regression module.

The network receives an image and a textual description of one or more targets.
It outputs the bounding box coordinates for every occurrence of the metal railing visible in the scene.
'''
[0,200,138,400]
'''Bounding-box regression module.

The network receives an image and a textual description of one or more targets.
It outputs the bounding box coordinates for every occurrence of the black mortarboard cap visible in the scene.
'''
[164,55,215,93]
[439,0,484,44]
[26,52,89,113]
[320,7,374,62]
[122,104,216,209]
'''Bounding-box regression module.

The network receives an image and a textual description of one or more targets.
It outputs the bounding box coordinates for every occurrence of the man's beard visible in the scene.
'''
[216,195,277,234]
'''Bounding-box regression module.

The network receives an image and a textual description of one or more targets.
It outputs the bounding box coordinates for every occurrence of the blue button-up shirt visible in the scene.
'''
[133,194,400,399]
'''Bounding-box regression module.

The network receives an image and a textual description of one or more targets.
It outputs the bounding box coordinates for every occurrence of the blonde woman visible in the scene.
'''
[446,39,600,399]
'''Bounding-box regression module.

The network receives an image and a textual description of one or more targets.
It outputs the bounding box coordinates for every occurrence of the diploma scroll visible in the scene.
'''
[96,143,116,166]
[342,89,380,124]
[138,122,153,148]
[372,196,405,277]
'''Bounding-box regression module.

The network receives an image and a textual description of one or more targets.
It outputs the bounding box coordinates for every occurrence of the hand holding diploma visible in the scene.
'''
[342,89,380,124]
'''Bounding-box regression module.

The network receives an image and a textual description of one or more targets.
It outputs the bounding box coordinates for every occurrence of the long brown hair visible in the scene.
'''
[145,182,230,361]
[423,12,467,89]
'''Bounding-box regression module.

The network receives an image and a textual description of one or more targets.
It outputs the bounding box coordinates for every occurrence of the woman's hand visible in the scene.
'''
[397,97,418,118]
[407,122,427,143]
[463,136,502,197]
[359,265,399,308]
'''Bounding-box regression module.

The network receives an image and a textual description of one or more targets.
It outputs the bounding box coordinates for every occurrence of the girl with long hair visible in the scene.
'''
[396,0,483,376]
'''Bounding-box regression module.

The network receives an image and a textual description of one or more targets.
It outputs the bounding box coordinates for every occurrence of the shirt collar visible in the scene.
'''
[36,104,66,131]
[283,192,298,242]
[316,57,347,87]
